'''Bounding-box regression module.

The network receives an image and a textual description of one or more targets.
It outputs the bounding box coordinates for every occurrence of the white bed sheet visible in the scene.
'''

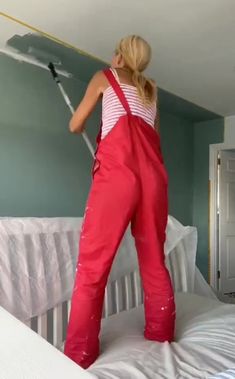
[89,293,235,379]
[1,293,234,379]
[0,305,96,379]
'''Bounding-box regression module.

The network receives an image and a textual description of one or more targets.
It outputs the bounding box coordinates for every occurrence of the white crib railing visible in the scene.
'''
[26,245,187,350]
[0,217,197,350]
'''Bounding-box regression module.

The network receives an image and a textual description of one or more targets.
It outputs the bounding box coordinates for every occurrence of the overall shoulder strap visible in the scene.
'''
[103,69,131,114]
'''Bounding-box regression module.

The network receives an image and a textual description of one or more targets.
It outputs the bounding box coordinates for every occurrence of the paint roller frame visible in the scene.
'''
[0,46,71,78]
[48,62,95,158]
[0,44,95,158]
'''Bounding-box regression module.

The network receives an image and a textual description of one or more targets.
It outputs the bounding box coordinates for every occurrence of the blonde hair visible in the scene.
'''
[115,35,155,105]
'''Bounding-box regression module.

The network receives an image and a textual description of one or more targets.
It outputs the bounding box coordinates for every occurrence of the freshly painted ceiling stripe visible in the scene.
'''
[0,11,106,63]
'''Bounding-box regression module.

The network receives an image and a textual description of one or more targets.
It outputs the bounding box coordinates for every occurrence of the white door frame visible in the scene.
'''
[209,142,235,291]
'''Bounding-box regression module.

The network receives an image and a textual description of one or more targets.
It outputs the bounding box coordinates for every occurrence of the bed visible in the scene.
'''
[90,293,235,378]
[0,216,234,378]
[0,305,96,379]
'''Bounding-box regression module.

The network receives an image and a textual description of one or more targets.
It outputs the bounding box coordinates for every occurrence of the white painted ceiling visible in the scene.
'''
[1,0,235,116]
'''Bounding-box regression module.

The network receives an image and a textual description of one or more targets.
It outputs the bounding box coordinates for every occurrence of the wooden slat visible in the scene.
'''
[104,287,109,318]
[37,313,48,339]
[133,271,141,307]
[177,242,188,291]
[124,274,131,311]
[53,304,63,348]
[114,280,120,313]
[67,300,71,319]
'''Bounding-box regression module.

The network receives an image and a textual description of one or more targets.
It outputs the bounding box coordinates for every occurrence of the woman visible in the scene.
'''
[64,35,175,369]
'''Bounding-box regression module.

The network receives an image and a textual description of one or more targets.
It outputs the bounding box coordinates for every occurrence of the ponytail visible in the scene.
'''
[116,35,155,105]
[131,70,156,106]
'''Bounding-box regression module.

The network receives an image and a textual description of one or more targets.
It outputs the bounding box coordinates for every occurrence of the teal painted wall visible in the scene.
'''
[0,55,99,217]
[160,112,194,225]
[193,119,224,280]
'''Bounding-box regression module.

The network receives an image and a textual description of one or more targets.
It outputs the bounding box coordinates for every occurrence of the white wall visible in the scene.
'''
[1,1,235,116]
[224,115,235,144]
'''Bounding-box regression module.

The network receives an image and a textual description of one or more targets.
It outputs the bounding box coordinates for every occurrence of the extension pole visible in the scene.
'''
[48,62,95,158]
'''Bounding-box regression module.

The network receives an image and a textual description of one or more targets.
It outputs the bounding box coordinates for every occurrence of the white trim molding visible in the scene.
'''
[209,127,235,291]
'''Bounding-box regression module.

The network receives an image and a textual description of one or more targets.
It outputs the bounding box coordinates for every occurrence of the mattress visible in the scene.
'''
[0,305,96,379]
[89,293,235,379]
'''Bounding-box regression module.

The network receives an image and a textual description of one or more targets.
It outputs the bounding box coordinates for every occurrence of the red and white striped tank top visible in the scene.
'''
[101,69,156,139]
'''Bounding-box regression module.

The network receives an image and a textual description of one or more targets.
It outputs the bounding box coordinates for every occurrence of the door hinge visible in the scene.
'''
[217,270,221,279]
[217,157,221,165]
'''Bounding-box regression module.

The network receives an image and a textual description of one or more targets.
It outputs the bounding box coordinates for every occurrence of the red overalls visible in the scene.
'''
[64,69,175,368]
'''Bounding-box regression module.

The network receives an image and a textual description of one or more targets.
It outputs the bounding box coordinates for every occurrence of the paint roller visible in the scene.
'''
[1,45,95,158]
[27,46,62,66]
[0,46,70,78]
[26,47,95,158]
[48,62,95,158]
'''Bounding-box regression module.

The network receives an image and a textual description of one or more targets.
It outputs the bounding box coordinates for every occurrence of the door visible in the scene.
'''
[219,150,235,293]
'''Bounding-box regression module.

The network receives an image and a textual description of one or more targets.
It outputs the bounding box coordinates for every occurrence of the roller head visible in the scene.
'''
[27,46,61,65]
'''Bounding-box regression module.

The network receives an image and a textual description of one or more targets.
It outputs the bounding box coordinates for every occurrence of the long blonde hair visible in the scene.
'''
[115,35,155,105]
